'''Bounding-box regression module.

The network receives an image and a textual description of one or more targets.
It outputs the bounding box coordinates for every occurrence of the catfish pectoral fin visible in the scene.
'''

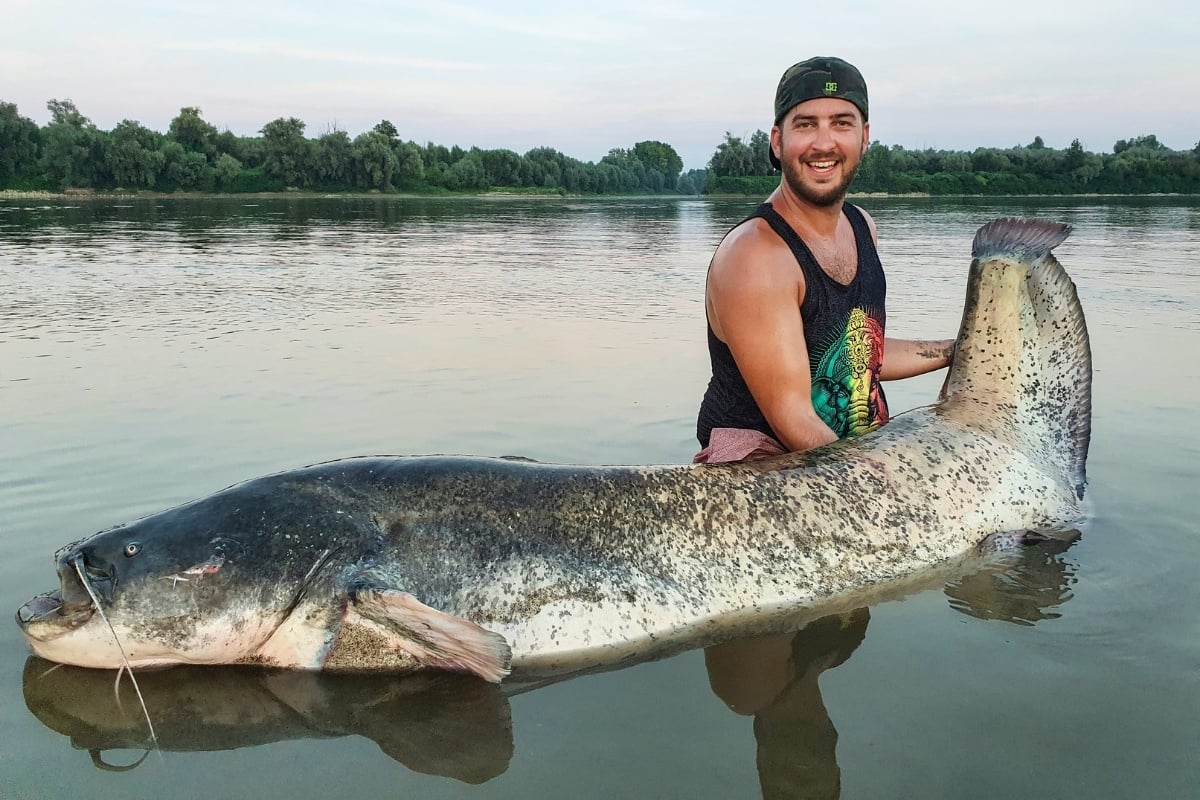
[350,586,512,683]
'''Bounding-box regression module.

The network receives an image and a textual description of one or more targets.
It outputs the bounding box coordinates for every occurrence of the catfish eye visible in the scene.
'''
[123,542,142,558]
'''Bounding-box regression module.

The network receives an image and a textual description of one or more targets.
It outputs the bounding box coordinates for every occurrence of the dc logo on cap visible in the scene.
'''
[824,81,838,94]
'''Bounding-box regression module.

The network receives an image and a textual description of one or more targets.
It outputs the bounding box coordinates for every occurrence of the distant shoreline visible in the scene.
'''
[3,188,1197,201]
[0,188,563,201]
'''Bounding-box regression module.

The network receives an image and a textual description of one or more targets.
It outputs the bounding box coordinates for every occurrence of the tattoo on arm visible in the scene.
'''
[916,341,955,364]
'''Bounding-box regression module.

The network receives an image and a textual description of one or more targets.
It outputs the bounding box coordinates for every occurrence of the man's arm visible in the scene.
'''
[880,338,954,381]
[707,224,838,453]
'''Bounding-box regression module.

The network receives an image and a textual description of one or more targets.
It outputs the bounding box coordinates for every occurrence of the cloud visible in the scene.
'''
[3,0,1197,166]
[156,40,489,71]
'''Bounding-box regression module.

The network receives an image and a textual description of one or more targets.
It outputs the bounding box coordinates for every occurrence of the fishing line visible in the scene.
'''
[71,556,160,752]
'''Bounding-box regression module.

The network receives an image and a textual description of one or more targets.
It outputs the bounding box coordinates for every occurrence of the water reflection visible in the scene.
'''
[944,531,1080,626]
[23,661,512,783]
[23,537,1078,790]
[0,196,702,342]
[0,195,694,237]
[707,609,870,800]
[700,535,1080,799]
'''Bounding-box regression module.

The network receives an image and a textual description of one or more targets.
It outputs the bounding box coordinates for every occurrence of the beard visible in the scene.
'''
[780,155,860,207]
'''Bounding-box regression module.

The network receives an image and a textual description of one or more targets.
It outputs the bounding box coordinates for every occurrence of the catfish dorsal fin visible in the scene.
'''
[351,587,512,683]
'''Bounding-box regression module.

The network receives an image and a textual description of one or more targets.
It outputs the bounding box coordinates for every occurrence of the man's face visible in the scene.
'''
[771,97,869,207]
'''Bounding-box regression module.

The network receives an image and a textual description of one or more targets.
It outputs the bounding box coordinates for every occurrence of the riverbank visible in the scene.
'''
[4,188,1197,202]
[0,188,528,201]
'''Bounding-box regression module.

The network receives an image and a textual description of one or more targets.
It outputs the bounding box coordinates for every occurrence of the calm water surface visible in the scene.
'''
[1,195,1197,798]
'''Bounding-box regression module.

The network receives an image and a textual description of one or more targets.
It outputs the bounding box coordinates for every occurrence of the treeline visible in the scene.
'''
[0,100,696,195]
[707,130,1200,195]
[2,99,1197,197]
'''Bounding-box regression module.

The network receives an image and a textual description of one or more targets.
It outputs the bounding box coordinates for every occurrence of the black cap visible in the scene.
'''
[769,56,868,170]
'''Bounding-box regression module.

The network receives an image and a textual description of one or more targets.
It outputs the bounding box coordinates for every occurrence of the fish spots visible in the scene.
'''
[477,581,607,626]
[324,619,422,673]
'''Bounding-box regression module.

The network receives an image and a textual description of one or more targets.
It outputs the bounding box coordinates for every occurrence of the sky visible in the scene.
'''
[2,0,1196,170]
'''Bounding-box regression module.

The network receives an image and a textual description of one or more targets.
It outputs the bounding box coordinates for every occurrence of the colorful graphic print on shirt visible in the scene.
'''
[809,306,890,438]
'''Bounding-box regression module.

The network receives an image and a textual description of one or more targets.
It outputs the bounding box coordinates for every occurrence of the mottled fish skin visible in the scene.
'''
[16,218,1090,683]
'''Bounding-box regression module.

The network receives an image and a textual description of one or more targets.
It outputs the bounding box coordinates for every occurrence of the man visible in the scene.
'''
[695,56,954,462]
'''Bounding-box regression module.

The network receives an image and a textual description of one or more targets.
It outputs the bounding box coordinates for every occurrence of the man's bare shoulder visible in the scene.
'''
[709,217,799,290]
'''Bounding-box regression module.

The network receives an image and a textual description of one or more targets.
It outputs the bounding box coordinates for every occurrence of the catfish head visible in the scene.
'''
[15,479,358,670]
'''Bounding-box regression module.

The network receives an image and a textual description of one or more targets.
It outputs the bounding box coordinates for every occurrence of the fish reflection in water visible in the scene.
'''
[22,662,513,783]
[22,536,1079,792]
[944,531,1080,626]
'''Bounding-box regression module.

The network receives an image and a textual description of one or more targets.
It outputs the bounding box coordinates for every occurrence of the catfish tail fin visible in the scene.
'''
[942,218,1091,500]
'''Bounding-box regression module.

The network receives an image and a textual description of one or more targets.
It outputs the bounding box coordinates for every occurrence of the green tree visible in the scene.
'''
[13,101,1200,197]
[631,140,684,186]
[393,141,425,188]
[596,157,641,191]
[352,130,397,190]
[676,168,708,194]
[852,140,893,191]
[1064,138,1086,170]
[1069,151,1102,188]
[708,132,756,177]
[748,130,773,175]
[444,151,488,190]
[930,171,966,194]
[314,128,354,188]
[168,107,218,158]
[0,102,41,187]
[524,146,565,188]
[260,117,313,187]
[424,142,451,165]
[940,152,970,173]
[373,119,399,141]
[212,152,243,190]
[215,129,261,166]
[971,148,1011,173]
[40,99,107,189]
[420,141,453,187]
[562,162,588,192]
[1115,134,1167,154]
[478,148,522,186]
[106,119,165,188]
[159,140,210,190]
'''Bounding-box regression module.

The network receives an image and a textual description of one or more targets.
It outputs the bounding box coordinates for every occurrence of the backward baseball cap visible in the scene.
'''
[769,56,868,169]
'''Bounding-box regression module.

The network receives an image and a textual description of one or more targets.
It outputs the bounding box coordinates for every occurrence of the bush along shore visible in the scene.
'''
[2,101,1197,197]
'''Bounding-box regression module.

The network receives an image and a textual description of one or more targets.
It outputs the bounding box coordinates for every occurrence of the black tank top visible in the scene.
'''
[696,202,889,447]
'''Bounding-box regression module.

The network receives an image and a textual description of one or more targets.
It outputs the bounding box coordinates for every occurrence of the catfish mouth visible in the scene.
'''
[16,589,95,635]
[16,556,103,636]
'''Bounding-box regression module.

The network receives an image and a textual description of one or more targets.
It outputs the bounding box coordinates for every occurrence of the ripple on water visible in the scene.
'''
[1,196,1199,798]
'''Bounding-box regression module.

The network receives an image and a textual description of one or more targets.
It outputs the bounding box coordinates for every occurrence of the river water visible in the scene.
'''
[0,195,1196,798]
